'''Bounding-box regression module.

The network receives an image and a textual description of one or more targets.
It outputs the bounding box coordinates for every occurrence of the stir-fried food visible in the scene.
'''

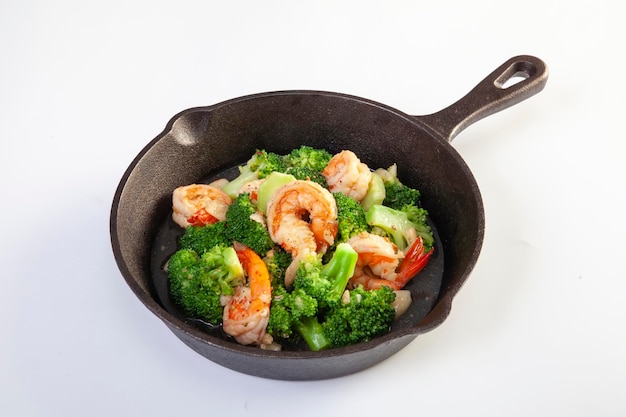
[172,184,232,228]
[165,145,434,351]
[266,180,338,287]
[222,243,273,346]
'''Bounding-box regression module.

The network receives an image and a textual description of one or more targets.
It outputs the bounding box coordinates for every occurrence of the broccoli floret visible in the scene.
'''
[401,204,433,250]
[266,259,329,350]
[284,145,332,171]
[167,246,244,325]
[178,221,230,254]
[375,163,421,210]
[249,149,287,177]
[266,292,294,340]
[266,285,319,340]
[263,248,293,287]
[285,166,328,187]
[224,193,274,256]
[267,243,396,351]
[222,149,287,198]
[333,192,369,243]
[293,242,358,309]
[384,181,420,210]
[322,285,396,348]
[366,204,434,252]
[283,146,332,187]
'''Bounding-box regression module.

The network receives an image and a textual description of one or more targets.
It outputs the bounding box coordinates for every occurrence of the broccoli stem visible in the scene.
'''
[256,171,296,214]
[360,172,385,212]
[222,167,257,199]
[322,242,358,302]
[365,204,412,251]
[293,316,331,351]
[221,246,244,279]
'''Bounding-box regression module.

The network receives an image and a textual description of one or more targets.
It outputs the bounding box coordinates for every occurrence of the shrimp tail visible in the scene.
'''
[393,236,433,289]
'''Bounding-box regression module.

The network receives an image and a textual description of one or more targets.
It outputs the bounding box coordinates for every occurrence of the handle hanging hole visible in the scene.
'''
[494,60,536,89]
[497,72,529,89]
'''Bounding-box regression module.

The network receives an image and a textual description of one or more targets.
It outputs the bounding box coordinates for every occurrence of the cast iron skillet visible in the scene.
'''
[110,55,548,380]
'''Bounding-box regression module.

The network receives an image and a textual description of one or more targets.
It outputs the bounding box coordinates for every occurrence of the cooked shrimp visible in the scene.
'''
[393,235,434,289]
[322,150,372,201]
[267,180,338,256]
[237,179,263,203]
[222,242,273,346]
[348,232,434,291]
[348,232,403,290]
[266,180,338,286]
[172,184,232,228]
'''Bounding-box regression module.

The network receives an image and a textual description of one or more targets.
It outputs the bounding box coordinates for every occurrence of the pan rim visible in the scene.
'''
[110,89,485,367]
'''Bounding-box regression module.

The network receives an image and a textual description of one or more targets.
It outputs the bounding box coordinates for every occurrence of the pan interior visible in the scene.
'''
[149,164,445,350]
[113,91,483,356]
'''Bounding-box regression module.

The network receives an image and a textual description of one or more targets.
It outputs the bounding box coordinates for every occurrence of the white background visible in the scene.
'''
[2,1,624,416]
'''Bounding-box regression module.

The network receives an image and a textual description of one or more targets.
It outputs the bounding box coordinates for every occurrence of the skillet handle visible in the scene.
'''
[417,55,548,142]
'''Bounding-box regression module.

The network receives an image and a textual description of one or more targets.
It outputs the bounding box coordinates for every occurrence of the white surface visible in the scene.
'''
[1,1,624,416]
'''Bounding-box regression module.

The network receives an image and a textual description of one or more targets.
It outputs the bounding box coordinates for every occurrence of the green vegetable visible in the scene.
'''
[293,242,358,309]
[375,163,421,210]
[284,145,332,171]
[360,172,385,212]
[333,192,369,243]
[268,248,398,350]
[266,285,319,340]
[294,316,331,351]
[167,246,244,325]
[266,252,327,350]
[256,171,296,214]
[263,248,293,287]
[322,286,396,348]
[283,145,332,188]
[384,181,420,210]
[285,166,328,186]
[166,147,434,351]
[366,204,434,251]
[401,204,434,251]
[178,221,230,254]
[266,243,358,351]
[222,149,287,198]
[224,193,274,256]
